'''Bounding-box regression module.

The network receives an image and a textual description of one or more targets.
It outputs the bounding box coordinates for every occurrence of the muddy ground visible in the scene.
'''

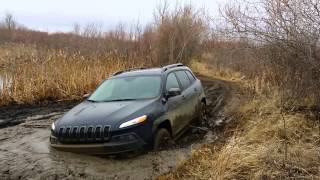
[0,75,231,180]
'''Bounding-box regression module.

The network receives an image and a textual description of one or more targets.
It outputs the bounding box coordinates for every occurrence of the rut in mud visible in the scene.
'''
[0,75,232,180]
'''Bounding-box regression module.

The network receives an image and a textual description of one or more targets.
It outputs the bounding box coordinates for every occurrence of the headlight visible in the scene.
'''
[51,122,55,131]
[119,115,147,128]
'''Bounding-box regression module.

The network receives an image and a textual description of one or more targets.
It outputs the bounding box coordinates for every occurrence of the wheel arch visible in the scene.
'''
[152,119,173,137]
[201,97,206,105]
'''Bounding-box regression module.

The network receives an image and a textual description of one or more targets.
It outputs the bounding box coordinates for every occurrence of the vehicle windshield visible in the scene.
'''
[88,76,162,102]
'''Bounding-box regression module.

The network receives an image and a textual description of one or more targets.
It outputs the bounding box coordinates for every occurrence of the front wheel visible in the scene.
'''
[153,128,174,151]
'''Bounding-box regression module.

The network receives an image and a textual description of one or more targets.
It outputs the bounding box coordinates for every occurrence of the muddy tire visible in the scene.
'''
[153,128,173,151]
[200,102,208,122]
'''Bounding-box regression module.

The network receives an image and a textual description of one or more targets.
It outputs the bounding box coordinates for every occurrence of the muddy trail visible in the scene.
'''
[0,75,232,180]
[0,101,78,128]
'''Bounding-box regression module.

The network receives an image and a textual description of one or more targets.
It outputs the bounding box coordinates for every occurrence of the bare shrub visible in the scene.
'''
[153,3,208,65]
[220,0,320,108]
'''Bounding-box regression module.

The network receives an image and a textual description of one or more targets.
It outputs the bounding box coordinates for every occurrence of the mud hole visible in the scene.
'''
[0,76,231,180]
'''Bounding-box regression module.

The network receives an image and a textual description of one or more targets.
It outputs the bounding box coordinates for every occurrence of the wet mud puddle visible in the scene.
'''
[0,119,196,180]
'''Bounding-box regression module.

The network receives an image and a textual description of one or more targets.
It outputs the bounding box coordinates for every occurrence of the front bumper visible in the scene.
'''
[50,133,146,155]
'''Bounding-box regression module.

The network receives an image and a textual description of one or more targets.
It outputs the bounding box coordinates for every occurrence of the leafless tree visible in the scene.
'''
[223,0,320,106]
[3,13,17,30]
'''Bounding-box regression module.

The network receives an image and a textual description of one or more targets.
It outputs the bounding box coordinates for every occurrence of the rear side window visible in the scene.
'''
[175,71,191,90]
[185,70,196,82]
[166,73,180,91]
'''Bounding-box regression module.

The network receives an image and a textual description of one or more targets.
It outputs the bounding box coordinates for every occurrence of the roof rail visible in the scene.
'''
[162,63,184,72]
[112,67,146,76]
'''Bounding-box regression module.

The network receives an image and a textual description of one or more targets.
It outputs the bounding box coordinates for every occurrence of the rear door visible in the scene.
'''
[174,71,195,129]
[164,72,187,136]
[184,70,201,118]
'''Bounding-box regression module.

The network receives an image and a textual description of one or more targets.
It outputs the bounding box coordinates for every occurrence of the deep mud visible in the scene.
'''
[0,75,231,180]
[0,101,77,127]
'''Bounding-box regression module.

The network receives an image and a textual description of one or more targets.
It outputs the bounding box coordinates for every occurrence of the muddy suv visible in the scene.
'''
[50,63,207,154]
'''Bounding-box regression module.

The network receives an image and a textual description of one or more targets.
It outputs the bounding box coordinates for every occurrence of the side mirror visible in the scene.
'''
[83,93,90,99]
[166,88,181,98]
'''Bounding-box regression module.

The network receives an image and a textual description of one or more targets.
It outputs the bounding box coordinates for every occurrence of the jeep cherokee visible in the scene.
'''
[50,63,207,154]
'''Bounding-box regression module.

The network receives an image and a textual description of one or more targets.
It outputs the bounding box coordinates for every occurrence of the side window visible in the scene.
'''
[166,73,180,91]
[175,71,191,90]
[185,70,196,82]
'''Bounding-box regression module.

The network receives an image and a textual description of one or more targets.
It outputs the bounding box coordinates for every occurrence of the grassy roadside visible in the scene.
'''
[159,62,320,179]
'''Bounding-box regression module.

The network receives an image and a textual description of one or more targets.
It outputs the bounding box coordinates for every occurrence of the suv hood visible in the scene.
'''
[56,99,157,128]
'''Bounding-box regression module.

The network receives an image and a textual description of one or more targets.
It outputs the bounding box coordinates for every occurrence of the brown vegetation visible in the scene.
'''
[0,44,136,105]
[0,0,320,179]
[0,4,206,106]
[160,61,320,179]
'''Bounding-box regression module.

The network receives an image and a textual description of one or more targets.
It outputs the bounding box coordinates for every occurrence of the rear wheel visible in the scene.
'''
[153,128,174,151]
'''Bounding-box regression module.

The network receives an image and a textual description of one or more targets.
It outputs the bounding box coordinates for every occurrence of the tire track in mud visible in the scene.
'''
[0,75,232,180]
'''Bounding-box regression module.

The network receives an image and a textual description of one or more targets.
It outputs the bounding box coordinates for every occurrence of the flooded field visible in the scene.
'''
[0,75,232,179]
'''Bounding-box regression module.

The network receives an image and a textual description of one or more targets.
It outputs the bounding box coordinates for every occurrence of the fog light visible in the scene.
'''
[50,136,58,144]
[112,134,136,142]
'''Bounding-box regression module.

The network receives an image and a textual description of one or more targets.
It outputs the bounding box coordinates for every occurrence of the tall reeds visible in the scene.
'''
[0,45,142,105]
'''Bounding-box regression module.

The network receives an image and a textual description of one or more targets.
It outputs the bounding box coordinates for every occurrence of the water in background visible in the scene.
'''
[0,73,10,91]
[0,75,3,91]
[0,72,13,93]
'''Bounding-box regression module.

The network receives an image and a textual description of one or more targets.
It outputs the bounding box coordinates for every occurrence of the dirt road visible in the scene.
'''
[0,75,231,180]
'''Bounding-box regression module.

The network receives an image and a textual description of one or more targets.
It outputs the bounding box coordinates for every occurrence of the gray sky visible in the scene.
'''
[0,0,226,32]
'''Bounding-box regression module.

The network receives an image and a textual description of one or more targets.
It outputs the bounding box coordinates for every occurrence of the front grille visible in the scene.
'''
[79,127,85,139]
[103,126,110,140]
[72,127,78,139]
[65,127,71,139]
[56,125,111,144]
[95,126,102,140]
[87,126,93,140]
[59,128,64,137]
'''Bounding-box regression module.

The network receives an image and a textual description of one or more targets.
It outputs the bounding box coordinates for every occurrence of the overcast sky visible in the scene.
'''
[0,0,227,32]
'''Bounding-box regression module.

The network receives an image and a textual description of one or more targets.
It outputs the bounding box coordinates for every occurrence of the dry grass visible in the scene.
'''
[160,62,320,180]
[0,44,143,106]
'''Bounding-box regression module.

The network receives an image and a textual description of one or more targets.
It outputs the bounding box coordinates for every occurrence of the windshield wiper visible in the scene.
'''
[104,98,137,102]
[87,99,97,102]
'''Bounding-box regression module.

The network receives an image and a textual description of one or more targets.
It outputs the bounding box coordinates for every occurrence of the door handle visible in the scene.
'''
[194,88,198,92]
[182,95,186,100]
